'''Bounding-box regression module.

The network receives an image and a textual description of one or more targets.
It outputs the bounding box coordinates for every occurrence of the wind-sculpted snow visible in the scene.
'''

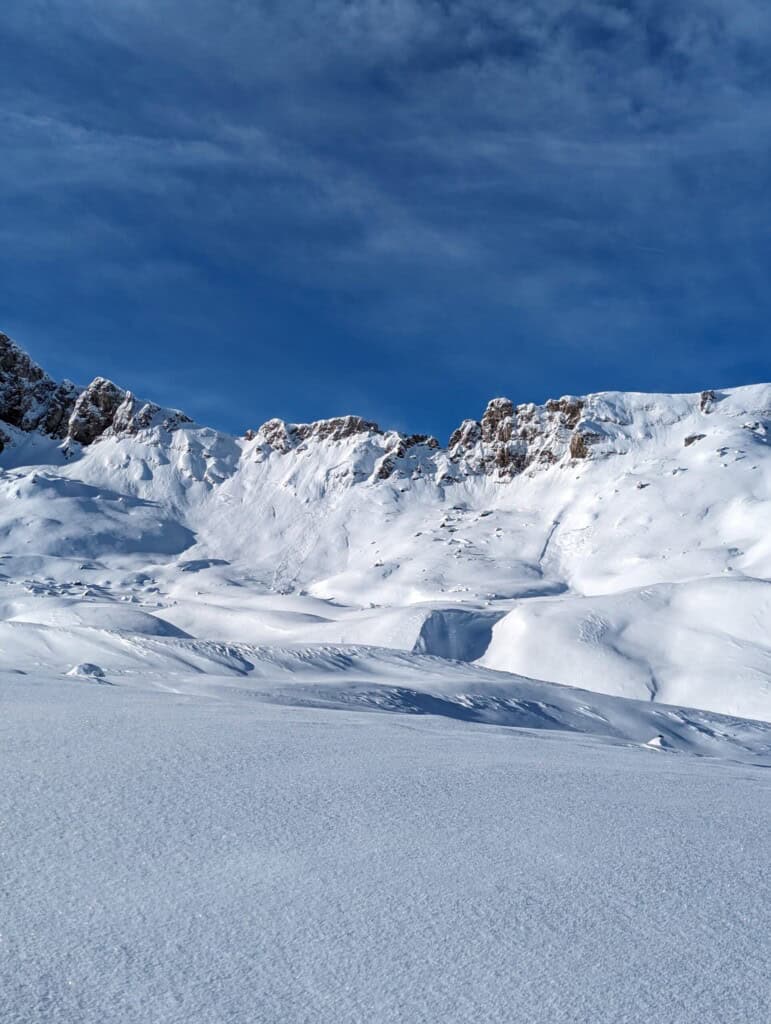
[2,334,771,1022]
[2,665,770,1024]
[0,332,770,720]
[480,577,771,720]
[0,611,769,761]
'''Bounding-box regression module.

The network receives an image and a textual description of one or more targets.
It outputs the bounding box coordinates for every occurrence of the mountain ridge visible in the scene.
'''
[0,328,770,723]
[3,329,768,484]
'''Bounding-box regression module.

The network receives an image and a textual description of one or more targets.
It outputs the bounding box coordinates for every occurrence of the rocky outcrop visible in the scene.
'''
[66,379,192,445]
[255,415,381,453]
[67,378,126,445]
[297,415,379,444]
[246,413,442,482]
[250,393,606,482]
[569,430,601,460]
[375,433,439,480]
[448,419,481,451]
[481,397,515,444]
[0,332,190,450]
[112,393,191,436]
[448,395,589,478]
[545,397,584,429]
[700,390,719,413]
[4,329,764,489]
[0,332,79,437]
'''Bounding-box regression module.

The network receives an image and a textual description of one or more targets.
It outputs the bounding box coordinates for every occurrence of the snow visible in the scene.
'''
[2,668,769,1024]
[1,365,771,1020]
[65,662,106,678]
[1,380,769,718]
[480,577,771,719]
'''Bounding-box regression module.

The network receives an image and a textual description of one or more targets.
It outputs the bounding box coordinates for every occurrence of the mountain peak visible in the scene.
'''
[0,332,191,450]
[2,330,770,489]
[247,414,382,453]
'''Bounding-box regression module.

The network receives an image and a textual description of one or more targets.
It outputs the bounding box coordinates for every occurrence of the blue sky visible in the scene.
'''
[2,1,770,440]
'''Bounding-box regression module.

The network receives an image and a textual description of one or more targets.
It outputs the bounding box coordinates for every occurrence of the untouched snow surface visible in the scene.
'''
[2,668,770,1024]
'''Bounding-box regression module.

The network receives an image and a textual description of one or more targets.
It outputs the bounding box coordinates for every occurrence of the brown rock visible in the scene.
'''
[570,431,600,459]
[481,398,514,443]
[0,332,79,437]
[545,396,584,429]
[67,378,126,445]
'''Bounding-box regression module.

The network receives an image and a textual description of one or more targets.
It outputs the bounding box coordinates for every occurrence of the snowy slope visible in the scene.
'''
[2,668,770,1024]
[0,330,769,721]
[3,331,771,1023]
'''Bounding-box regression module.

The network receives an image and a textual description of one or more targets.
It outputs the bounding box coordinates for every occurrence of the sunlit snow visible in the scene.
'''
[2,374,770,1022]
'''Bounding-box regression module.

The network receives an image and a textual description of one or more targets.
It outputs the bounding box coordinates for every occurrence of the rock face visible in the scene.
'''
[0,332,79,438]
[0,331,639,479]
[245,392,613,482]
[375,433,440,480]
[244,414,444,481]
[684,433,706,447]
[69,383,192,445]
[700,389,718,413]
[255,415,381,453]
[0,332,190,449]
[448,395,589,478]
[68,378,126,445]
[3,329,761,487]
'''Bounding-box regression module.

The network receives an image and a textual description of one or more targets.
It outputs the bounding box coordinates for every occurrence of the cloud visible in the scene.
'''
[1,0,770,431]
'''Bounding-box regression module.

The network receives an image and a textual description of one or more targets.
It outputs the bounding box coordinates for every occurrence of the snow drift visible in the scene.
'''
[0,330,769,722]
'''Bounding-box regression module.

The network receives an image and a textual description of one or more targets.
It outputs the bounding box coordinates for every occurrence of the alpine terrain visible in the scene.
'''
[2,330,770,1024]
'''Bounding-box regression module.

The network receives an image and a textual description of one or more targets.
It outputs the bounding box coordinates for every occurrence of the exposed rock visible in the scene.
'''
[480,398,514,444]
[375,433,440,480]
[448,419,481,451]
[570,430,601,460]
[67,378,126,445]
[67,377,190,446]
[0,332,79,437]
[545,396,584,429]
[295,415,380,444]
[403,433,439,451]
[40,383,80,437]
[700,390,718,413]
[112,394,160,435]
[448,399,520,478]
[257,415,381,452]
[0,331,606,477]
[0,332,190,448]
[6,329,762,495]
[258,418,293,453]
[448,395,590,478]
[742,420,769,444]
[67,662,106,679]
[111,393,192,436]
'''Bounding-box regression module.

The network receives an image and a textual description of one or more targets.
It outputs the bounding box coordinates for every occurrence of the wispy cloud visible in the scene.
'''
[1,1,770,433]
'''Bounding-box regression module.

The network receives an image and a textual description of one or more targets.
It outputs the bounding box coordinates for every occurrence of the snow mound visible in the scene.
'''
[66,662,106,679]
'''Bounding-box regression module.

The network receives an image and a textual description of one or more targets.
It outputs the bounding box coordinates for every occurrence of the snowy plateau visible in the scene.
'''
[1,331,769,1023]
